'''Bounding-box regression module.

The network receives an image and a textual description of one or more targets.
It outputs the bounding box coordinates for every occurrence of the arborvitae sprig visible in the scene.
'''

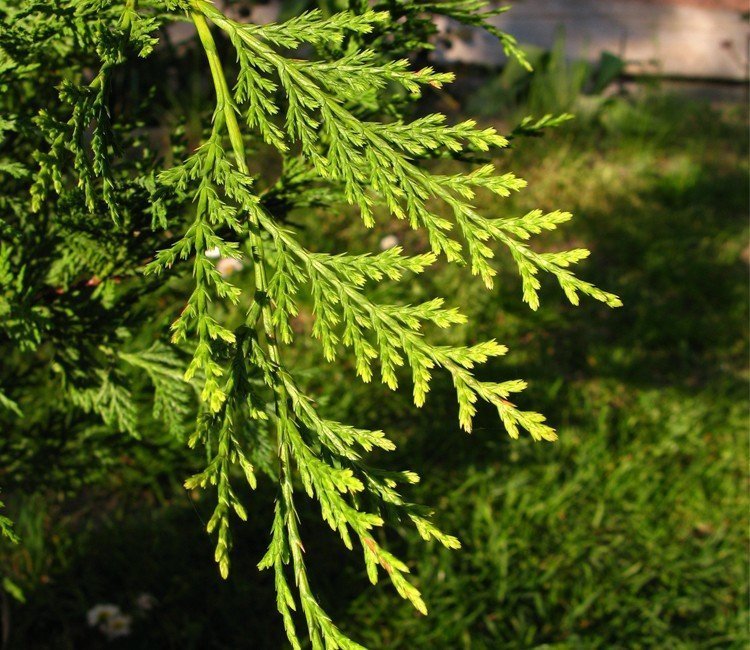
[135,2,621,646]
[376,0,532,70]
[0,499,18,545]
[1,1,621,647]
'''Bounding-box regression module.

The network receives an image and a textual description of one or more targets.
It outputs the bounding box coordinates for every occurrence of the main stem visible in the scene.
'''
[191,8,279,365]
[191,6,316,608]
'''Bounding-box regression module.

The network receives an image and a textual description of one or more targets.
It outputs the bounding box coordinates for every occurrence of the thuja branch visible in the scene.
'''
[0,0,622,645]
[189,7,423,646]
[139,2,622,648]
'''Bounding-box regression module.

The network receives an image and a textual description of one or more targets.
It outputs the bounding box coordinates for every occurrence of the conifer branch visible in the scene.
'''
[1,1,622,647]
[138,2,622,645]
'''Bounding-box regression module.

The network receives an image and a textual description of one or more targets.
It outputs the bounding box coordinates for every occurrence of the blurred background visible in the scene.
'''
[2,0,748,647]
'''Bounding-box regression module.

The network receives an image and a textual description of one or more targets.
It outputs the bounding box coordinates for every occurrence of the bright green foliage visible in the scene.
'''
[0,499,18,545]
[0,1,620,647]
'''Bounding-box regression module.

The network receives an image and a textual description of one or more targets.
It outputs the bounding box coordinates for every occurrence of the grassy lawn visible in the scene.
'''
[6,90,748,648]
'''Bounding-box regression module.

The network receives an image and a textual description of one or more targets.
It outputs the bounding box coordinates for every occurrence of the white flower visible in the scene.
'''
[135,592,157,612]
[86,604,133,640]
[101,613,133,640]
[216,257,244,277]
[205,246,221,259]
[87,604,121,628]
[379,234,399,250]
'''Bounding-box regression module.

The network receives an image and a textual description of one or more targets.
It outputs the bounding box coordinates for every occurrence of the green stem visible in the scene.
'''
[191,7,281,367]
[191,6,313,607]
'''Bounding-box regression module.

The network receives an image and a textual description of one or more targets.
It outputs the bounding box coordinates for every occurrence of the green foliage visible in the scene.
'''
[3,83,747,650]
[331,95,749,647]
[0,499,19,545]
[0,1,620,647]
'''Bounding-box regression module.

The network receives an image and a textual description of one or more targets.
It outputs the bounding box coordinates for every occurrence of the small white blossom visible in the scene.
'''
[205,246,221,259]
[379,234,399,250]
[101,613,132,640]
[135,592,157,612]
[216,257,244,277]
[87,604,121,628]
[86,604,133,640]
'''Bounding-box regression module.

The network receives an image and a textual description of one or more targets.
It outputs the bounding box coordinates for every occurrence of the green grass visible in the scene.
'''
[5,91,748,648]
[304,91,750,648]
